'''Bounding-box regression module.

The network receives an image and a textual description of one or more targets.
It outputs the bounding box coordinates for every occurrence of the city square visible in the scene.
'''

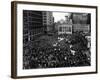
[23,10,91,69]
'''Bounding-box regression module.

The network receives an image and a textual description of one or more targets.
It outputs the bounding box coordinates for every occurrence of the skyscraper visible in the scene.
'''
[23,10,45,43]
[42,11,54,31]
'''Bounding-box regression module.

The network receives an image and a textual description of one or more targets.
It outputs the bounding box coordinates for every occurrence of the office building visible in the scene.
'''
[23,10,45,43]
[42,11,54,31]
[72,13,90,33]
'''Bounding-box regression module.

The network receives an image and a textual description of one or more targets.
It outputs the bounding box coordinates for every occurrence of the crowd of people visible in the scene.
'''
[23,31,91,69]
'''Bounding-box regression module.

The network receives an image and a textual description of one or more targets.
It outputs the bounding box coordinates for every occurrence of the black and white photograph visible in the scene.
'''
[23,10,91,69]
[11,1,97,78]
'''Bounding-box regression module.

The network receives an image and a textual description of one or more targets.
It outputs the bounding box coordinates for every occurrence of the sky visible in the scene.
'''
[53,12,70,22]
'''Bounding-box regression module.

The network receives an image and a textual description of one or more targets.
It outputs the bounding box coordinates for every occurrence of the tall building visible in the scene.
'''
[72,13,90,33]
[42,11,54,31]
[23,10,45,43]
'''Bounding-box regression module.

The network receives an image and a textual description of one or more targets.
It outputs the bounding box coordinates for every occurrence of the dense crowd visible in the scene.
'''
[23,32,91,69]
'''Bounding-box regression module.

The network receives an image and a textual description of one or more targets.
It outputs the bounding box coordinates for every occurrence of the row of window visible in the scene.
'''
[23,10,42,17]
[23,18,43,23]
[59,26,72,32]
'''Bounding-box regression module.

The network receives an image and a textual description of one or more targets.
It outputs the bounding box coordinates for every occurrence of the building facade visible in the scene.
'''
[23,10,45,43]
[42,11,54,31]
[58,23,72,34]
[57,16,72,34]
[72,13,90,34]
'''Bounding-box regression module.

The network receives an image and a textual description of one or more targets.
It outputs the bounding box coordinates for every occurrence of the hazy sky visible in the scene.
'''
[53,12,70,22]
